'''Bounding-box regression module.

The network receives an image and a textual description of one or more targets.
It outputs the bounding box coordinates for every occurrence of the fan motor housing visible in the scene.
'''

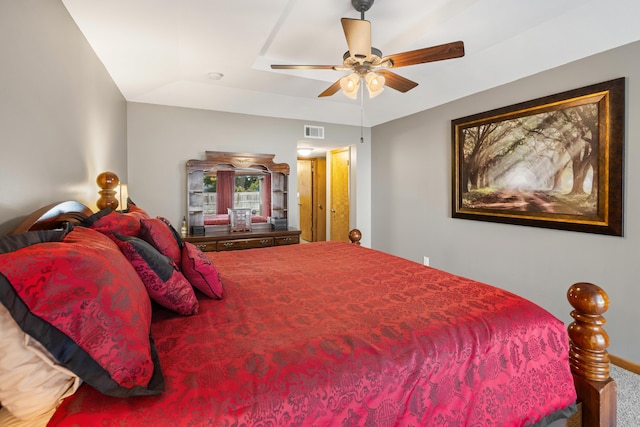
[351,0,374,13]
[343,47,382,62]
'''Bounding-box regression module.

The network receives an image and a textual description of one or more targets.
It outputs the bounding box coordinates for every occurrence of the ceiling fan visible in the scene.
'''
[271,0,465,99]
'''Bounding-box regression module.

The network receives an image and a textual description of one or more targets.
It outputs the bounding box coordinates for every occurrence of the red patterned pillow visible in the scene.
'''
[113,233,198,315]
[125,199,151,219]
[0,226,164,397]
[62,223,120,251]
[139,217,182,266]
[181,242,223,299]
[83,208,141,237]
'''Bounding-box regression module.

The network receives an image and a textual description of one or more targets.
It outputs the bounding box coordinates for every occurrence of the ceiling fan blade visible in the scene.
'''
[377,70,419,93]
[318,79,342,97]
[271,64,338,70]
[384,41,464,68]
[341,18,371,60]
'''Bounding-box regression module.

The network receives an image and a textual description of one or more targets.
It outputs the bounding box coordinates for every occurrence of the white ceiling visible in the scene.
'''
[62,0,640,127]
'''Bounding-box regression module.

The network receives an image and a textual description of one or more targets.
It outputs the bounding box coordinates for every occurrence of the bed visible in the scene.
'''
[0,201,616,426]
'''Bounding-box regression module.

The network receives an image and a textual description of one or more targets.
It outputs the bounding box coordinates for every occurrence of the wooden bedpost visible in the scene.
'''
[567,282,616,427]
[96,171,120,211]
[348,229,362,245]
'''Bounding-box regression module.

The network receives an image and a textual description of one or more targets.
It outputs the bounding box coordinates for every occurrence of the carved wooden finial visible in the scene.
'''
[567,282,611,381]
[96,171,120,210]
[348,229,362,245]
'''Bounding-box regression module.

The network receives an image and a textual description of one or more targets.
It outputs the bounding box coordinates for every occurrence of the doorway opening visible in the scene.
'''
[297,157,326,242]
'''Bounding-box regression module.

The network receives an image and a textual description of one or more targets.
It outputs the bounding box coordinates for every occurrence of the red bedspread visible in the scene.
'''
[48,242,576,426]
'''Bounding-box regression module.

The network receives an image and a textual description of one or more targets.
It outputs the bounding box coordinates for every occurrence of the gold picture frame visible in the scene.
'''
[452,78,624,236]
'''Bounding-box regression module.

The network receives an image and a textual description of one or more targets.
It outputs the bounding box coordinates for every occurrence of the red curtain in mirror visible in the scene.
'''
[216,171,235,214]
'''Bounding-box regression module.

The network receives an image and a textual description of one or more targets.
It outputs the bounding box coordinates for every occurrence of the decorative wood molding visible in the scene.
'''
[186,151,290,175]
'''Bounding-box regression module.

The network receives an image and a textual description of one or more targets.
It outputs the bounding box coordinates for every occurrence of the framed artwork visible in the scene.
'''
[452,78,624,236]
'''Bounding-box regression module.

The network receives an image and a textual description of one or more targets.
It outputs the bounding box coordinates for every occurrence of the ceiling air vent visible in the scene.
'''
[304,125,324,139]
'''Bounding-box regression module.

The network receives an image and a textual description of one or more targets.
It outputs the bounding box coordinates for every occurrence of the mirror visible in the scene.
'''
[201,167,269,225]
[186,151,289,233]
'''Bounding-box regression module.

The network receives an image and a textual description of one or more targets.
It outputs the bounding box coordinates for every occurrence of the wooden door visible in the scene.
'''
[330,148,350,242]
[297,159,313,242]
[313,158,326,241]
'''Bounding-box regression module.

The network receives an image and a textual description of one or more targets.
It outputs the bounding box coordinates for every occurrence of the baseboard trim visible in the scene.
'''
[610,354,640,375]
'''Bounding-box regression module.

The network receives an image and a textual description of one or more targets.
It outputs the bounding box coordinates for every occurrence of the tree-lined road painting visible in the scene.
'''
[459,101,599,216]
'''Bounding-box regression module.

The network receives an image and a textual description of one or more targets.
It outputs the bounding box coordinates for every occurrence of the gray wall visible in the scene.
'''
[126,103,372,246]
[372,41,640,362]
[0,0,127,233]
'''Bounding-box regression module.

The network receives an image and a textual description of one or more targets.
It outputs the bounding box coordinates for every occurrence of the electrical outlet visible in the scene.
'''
[423,256,430,266]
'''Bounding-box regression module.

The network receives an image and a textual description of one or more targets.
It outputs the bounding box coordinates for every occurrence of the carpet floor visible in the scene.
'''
[611,364,640,426]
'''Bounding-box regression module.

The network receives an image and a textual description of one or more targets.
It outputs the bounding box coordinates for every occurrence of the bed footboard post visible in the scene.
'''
[567,282,617,427]
[348,229,362,245]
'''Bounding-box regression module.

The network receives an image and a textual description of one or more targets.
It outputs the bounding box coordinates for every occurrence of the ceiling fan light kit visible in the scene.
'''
[270,0,465,100]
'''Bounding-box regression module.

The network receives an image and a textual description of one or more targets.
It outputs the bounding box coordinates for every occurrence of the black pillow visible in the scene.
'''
[0,226,68,254]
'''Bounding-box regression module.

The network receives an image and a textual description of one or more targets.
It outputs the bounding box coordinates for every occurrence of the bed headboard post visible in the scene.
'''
[567,282,617,427]
[96,171,120,210]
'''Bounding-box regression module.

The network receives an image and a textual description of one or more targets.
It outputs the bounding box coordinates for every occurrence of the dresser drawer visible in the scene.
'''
[275,235,299,246]
[217,237,274,251]
[191,242,217,252]
[184,228,300,252]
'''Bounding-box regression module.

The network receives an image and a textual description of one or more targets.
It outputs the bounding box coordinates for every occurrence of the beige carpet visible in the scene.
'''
[611,364,640,426]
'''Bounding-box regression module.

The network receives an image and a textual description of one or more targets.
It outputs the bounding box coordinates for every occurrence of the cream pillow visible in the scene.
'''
[0,304,81,420]
[0,406,55,427]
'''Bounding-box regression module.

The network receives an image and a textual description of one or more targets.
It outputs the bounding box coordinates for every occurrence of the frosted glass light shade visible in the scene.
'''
[340,73,360,99]
[365,72,385,98]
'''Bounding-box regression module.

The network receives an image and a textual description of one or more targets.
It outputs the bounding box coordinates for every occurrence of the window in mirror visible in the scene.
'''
[202,170,270,222]
[233,173,263,215]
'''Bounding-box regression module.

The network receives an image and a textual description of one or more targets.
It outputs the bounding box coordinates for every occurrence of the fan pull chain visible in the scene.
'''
[360,84,364,143]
